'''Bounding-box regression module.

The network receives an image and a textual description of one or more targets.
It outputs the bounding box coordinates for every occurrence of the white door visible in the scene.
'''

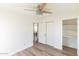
[39,22,46,44]
[46,22,55,46]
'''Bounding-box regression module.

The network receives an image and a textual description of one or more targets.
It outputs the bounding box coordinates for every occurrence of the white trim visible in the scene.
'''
[62,18,78,55]
[8,44,33,56]
[77,18,78,55]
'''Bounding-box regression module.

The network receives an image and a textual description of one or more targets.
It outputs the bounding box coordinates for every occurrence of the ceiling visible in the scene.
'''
[0,3,38,15]
[0,3,79,16]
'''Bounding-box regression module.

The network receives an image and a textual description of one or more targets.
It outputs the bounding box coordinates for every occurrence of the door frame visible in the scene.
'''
[62,18,78,55]
[33,23,39,45]
[38,21,54,45]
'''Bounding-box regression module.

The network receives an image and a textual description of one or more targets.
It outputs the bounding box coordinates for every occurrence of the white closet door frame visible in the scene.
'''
[46,22,55,46]
[38,21,54,46]
[62,18,78,54]
[38,22,47,44]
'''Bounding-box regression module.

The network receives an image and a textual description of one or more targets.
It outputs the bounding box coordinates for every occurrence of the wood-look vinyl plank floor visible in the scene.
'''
[63,46,77,56]
[14,43,77,56]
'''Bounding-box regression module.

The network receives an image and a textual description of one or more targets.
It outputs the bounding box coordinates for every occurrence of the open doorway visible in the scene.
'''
[33,23,39,45]
[62,18,77,55]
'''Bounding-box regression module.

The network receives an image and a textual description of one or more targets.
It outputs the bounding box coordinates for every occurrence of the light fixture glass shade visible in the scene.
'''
[36,9,42,15]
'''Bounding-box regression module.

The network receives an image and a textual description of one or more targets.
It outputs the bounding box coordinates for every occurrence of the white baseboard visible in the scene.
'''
[8,44,33,56]
[53,45,63,50]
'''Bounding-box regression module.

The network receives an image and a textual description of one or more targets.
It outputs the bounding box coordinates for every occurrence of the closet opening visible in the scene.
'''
[33,23,39,45]
[62,18,77,56]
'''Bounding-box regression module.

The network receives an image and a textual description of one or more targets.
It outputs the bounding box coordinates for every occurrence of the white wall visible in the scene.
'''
[0,10,37,55]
